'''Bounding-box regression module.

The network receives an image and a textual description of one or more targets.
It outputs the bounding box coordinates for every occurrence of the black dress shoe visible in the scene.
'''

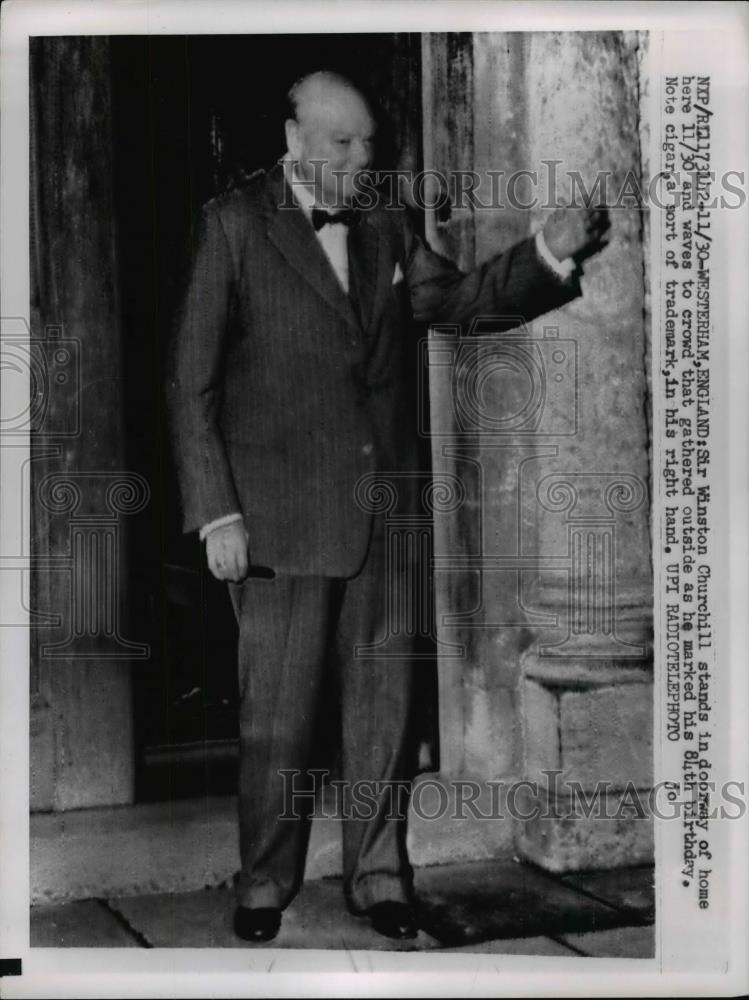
[366,902,418,940]
[233,906,282,942]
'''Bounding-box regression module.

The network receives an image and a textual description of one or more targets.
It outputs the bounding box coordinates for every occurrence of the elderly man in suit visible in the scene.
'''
[167,69,609,942]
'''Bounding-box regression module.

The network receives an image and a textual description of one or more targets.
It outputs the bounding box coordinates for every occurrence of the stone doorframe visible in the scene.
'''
[421,31,654,870]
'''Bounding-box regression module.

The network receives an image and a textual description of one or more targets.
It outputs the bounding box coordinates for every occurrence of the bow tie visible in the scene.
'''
[311,207,359,232]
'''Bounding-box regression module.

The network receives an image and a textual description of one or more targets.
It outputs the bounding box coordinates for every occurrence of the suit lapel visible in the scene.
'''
[264,166,361,332]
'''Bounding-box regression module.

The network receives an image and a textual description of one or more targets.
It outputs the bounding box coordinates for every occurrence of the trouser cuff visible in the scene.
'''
[235,874,286,910]
[345,873,414,914]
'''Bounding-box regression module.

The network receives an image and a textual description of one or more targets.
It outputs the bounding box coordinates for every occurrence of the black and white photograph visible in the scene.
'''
[1,1,747,996]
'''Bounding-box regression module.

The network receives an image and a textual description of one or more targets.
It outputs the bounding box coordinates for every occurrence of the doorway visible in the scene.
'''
[108,33,436,800]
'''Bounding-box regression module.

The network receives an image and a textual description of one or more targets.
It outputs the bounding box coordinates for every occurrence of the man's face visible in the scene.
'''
[286,83,376,208]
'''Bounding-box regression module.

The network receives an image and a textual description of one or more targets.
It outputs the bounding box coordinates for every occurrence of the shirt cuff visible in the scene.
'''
[535,230,576,280]
[199,512,243,542]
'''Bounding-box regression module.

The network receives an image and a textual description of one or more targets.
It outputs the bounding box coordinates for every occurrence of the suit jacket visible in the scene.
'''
[166,163,581,577]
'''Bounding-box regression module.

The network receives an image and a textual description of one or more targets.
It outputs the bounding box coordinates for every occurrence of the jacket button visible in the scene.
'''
[362,442,373,456]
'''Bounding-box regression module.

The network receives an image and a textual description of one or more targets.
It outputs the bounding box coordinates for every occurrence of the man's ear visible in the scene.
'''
[285,118,302,159]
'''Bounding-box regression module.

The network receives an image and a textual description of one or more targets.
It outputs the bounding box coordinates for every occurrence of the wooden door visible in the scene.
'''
[110,33,434,800]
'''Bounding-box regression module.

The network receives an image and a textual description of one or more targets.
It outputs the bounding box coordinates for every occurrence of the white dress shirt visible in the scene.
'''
[283,154,351,293]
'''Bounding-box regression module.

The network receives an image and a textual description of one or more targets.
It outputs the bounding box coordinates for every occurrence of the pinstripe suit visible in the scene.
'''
[166,163,581,911]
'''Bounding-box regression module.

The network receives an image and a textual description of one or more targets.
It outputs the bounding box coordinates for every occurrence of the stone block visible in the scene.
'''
[523,675,653,789]
[514,788,654,873]
[408,773,515,867]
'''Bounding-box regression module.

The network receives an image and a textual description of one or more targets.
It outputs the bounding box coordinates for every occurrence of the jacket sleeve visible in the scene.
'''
[165,201,242,534]
[403,215,582,331]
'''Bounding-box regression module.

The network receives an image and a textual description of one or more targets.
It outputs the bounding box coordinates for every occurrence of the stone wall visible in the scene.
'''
[30,37,139,810]
[423,31,654,869]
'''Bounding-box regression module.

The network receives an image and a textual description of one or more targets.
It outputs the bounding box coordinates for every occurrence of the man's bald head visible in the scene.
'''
[284,70,376,209]
[287,70,371,126]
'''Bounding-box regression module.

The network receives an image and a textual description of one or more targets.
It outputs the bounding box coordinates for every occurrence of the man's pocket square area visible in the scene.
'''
[392,262,404,285]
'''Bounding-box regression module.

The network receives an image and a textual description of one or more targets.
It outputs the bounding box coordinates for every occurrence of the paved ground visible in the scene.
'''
[31,859,654,957]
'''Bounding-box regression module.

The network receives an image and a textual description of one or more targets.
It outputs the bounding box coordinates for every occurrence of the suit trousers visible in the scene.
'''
[228,514,416,913]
